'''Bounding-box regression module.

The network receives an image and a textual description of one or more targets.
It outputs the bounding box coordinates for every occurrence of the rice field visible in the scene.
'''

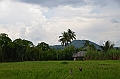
[0,60,120,79]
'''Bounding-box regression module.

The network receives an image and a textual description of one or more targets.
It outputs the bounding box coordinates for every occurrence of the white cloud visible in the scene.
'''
[0,0,47,45]
[0,0,120,46]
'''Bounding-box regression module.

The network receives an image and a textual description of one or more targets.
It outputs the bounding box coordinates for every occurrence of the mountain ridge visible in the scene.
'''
[51,40,101,49]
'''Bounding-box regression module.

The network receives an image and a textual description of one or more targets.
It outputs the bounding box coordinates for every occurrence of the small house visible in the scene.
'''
[72,51,86,61]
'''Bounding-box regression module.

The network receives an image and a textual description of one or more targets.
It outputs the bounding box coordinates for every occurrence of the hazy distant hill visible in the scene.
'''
[51,40,101,50]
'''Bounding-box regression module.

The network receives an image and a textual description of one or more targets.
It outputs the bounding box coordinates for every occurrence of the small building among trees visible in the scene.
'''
[72,51,86,61]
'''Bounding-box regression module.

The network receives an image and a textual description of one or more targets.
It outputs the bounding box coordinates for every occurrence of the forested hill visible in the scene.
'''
[51,40,101,49]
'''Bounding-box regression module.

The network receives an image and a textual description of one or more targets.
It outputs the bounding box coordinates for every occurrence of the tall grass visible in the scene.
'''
[0,60,120,79]
[85,49,120,60]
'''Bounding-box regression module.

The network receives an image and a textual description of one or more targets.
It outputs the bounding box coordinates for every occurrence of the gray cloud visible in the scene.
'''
[1,0,120,46]
[13,0,86,7]
[13,0,116,8]
[111,19,119,23]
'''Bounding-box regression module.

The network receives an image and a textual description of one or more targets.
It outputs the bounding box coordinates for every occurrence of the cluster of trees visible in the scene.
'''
[58,29,120,60]
[0,29,120,62]
[0,31,79,62]
[84,40,120,60]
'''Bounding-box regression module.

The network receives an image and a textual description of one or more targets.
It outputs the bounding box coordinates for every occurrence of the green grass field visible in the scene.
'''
[0,60,120,79]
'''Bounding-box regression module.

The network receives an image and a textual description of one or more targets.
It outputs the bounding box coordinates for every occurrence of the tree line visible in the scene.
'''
[0,31,79,62]
[58,29,120,60]
[0,29,120,62]
[83,40,120,60]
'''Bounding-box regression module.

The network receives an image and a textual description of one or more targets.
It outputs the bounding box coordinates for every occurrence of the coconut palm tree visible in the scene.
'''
[59,31,70,47]
[59,29,76,47]
[100,40,114,52]
[67,29,76,41]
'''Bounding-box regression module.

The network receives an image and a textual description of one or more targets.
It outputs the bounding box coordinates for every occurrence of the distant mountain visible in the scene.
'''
[70,40,100,49]
[51,40,101,50]
[50,45,64,50]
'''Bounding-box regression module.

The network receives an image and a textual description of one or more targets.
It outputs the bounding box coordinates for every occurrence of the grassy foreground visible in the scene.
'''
[0,60,120,79]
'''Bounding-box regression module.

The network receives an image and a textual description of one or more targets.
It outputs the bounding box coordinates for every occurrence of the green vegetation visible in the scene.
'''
[0,31,120,62]
[0,60,120,79]
[59,29,76,47]
[85,40,120,60]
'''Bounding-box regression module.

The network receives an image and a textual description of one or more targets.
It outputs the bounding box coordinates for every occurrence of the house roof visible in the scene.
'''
[72,51,86,58]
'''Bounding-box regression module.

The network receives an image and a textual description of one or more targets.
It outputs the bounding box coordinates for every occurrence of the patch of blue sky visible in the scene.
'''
[90,9,100,14]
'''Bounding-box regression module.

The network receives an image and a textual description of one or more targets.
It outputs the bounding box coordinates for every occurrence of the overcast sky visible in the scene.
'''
[0,0,120,46]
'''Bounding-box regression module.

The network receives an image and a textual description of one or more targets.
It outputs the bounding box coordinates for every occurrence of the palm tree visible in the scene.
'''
[59,29,76,47]
[67,29,76,41]
[100,40,114,52]
[59,31,70,47]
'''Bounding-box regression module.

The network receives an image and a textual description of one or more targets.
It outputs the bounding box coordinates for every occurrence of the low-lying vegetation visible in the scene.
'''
[0,60,120,79]
[85,49,120,60]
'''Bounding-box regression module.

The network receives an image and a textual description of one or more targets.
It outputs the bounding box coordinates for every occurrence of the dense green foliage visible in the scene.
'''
[0,33,120,62]
[0,60,120,79]
[85,49,120,60]
[0,33,80,62]
[85,40,120,60]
